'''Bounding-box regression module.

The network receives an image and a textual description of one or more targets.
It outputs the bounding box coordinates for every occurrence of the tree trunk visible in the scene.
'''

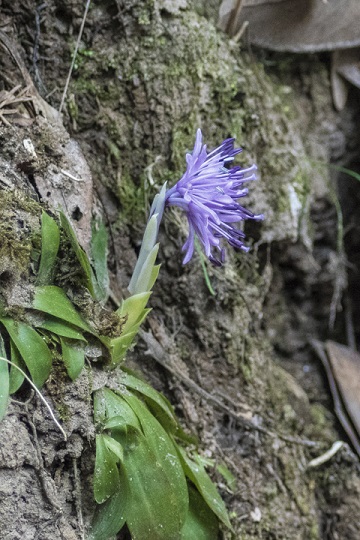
[1,1,360,539]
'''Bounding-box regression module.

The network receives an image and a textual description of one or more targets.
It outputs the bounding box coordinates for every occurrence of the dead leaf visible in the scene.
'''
[330,48,360,111]
[219,0,360,52]
[311,340,360,458]
[0,84,34,126]
[331,51,350,111]
[335,48,360,89]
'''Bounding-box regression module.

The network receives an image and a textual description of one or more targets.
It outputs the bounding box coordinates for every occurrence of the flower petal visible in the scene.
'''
[165,130,263,265]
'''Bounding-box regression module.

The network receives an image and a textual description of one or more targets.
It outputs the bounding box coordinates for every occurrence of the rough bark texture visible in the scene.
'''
[1,1,360,539]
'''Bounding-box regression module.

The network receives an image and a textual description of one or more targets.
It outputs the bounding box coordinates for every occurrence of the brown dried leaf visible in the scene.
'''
[335,48,360,89]
[331,48,360,110]
[325,341,360,441]
[219,0,360,52]
[331,51,349,112]
[312,340,360,458]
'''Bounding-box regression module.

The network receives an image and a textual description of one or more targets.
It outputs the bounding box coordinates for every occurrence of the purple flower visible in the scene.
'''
[165,129,263,266]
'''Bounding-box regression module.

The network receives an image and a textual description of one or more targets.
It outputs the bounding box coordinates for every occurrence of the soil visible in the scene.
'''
[1,1,360,539]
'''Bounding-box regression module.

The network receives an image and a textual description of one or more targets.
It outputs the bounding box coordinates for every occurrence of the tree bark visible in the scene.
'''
[1,1,360,539]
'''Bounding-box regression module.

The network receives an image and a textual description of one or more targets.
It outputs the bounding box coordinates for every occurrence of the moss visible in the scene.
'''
[71,288,125,338]
[117,170,146,225]
[72,78,100,96]
[67,7,312,248]
[239,356,253,382]
[45,347,71,422]
[306,403,337,443]
[0,190,43,299]
[55,402,71,422]
[54,230,88,290]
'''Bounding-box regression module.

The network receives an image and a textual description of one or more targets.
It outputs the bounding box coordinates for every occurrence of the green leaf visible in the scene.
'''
[110,333,136,365]
[149,182,167,218]
[148,263,161,292]
[89,488,127,540]
[133,243,159,294]
[33,286,94,334]
[181,486,219,540]
[36,316,87,341]
[0,334,9,421]
[101,308,150,365]
[128,215,159,294]
[120,370,176,423]
[60,338,85,380]
[91,219,109,303]
[120,370,197,444]
[177,448,233,531]
[117,430,184,540]
[0,319,52,388]
[103,433,124,462]
[117,292,151,334]
[9,341,25,393]
[93,388,107,425]
[60,211,96,296]
[101,331,137,366]
[36,211,60,286]
[216,463,236,492]
[119,393,189,539]
[94,388,141,432]
[94,434,121,504]
[103,415,128,431]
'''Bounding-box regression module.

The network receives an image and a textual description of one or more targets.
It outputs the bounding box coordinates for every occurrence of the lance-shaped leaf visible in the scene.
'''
[60,211,96,296]
[36,316,87,341]
[60,338,85,380]
[128,183,165,296]
[120,370,176,423]
[103,433,124,463]
[89,488,127,540]
[149,182,167,224]
[132,243,160,295]
[117,292,151,334]
[36,211,60,286]
[180,485,219,540]
[94,434,121,504]
[0,319,52,388]
[94,388,141,432]
[108,370,196,442]
[122,434,182,539]
[9,341,25,394]
[100,309,150,366]
[33,286,94,334]
[91,219,110,303]
[119,393,189,539]
[177,447,233,531]
[0,334,9,421]
[119,370,196,443]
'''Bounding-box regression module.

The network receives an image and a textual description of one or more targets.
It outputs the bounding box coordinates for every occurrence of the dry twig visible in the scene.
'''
[139,328,320,448]
[0,84,33,125]
[59,0,91,113]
